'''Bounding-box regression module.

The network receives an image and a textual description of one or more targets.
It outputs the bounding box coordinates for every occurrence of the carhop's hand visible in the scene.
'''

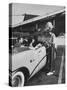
[42,40,53,48]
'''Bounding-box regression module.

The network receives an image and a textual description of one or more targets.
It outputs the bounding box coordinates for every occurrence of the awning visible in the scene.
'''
[9,5,65,28]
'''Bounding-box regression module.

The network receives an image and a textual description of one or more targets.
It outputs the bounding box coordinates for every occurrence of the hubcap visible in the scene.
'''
[12,76,21,87]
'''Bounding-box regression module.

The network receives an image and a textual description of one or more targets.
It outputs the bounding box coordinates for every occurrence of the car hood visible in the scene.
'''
[12,46,31,54]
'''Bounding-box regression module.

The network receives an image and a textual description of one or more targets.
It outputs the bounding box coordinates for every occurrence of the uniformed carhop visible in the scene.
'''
[36,22,56,75]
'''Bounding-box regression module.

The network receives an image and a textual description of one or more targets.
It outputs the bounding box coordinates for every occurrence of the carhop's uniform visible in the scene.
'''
[37,22,56,73]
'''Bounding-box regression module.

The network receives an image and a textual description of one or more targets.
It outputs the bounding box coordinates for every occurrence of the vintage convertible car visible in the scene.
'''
[9,44,47,87]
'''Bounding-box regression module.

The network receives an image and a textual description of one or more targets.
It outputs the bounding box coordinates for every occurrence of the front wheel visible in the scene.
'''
[12,71,25,87]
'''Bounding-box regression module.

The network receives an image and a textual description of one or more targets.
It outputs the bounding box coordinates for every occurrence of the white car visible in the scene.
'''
[9,44,47,87]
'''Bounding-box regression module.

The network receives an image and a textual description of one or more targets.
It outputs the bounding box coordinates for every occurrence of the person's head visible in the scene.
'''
[19,38,23,43]
[37,35,42,42]
[45,22,53,32]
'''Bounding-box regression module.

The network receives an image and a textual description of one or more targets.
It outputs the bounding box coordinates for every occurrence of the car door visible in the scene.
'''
[30,46,47,77]
[34,46,47,71]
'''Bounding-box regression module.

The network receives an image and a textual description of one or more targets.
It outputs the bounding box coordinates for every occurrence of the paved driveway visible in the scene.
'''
[25,46,65,86]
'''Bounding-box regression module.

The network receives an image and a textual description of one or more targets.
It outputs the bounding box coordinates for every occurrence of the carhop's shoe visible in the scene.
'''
[47,71,55,76]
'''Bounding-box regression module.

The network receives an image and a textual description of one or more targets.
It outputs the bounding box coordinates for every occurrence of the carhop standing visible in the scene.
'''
[37,22,56,75]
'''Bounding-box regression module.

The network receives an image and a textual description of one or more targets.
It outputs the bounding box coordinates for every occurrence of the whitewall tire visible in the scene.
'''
[12,71,25,87]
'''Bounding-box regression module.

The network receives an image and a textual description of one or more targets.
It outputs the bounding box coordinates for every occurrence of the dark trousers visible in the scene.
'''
[46,45,55,72]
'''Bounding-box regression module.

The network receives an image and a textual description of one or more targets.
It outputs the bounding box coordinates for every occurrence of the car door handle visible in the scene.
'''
[30,59,35,63]
[38,50,41,53]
